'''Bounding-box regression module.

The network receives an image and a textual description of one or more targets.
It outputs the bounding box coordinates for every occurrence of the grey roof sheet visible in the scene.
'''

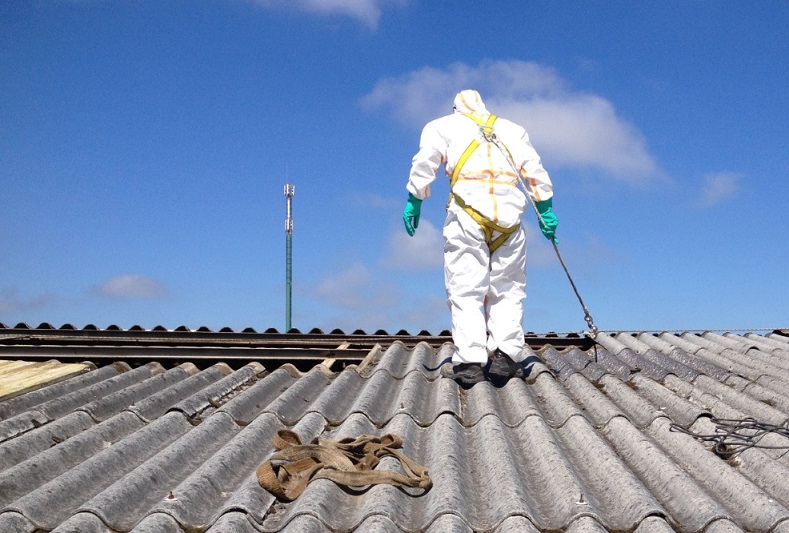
[0,330,788,532]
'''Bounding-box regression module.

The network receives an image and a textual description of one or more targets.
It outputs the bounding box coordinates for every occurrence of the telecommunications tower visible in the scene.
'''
[284,183,294,331]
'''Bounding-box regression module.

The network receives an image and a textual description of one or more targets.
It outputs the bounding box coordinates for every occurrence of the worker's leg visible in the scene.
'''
[486,224,526,363]
[443,204,489,364]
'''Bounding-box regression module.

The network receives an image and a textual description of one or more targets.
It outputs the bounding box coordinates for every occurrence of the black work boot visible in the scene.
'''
[441,362,485,387]
[486,349,518,382]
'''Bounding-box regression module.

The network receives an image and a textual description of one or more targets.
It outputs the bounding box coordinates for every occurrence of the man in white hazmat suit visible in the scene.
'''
[403,89,558,386]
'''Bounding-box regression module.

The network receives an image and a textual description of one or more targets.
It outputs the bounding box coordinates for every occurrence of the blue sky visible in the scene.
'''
[1,0,787,334]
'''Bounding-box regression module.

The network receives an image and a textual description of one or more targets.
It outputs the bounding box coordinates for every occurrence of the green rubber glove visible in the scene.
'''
[535,198,559,243]
[403,193,423,237]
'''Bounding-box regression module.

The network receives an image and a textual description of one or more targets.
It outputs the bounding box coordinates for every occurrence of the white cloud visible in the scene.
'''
[93,274,166,299]
[362,59,660,183]
[523,224,558,267]
[0,289,55,315]
[251,0,405,29]
[314,262,394,310]
[392,292,449,333]
[361,61,564,121]
[309,260,449,333]
[496,96,657,181]
[700,172,742,207]
[349,191,401,210]
[381,219,443,270]
[309,261,403,331]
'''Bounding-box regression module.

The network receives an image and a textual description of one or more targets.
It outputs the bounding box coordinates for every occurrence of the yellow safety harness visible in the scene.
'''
[448,112,601,337]
[448,113,519,253]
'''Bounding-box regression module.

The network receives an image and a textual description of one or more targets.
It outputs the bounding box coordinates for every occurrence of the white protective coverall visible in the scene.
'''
[407,90,554,364]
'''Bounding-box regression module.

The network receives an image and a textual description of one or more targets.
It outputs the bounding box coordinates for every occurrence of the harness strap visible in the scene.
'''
[450,113,498,186]
[257,429,433,502]
[451,193,518,252]
[448,113,519,253]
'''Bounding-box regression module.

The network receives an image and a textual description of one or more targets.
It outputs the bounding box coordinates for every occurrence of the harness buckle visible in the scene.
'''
[481,127,497,143]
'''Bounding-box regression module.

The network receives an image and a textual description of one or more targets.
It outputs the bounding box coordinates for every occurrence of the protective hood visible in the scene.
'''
[453,90,488,115]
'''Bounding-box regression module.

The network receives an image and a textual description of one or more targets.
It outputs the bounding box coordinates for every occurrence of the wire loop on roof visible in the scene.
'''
[670,418,789,459]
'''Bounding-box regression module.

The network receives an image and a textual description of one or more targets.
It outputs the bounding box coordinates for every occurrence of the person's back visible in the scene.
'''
[409,91,552,229]
[403,89,558,386]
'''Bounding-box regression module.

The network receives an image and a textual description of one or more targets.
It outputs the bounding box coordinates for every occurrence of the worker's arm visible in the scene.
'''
[514,128,557,241]
[403,121,445,235]
[406,121,445,200]
[517,130,553,204]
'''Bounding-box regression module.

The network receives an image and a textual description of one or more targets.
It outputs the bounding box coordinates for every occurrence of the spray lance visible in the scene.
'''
[479,124,599,339]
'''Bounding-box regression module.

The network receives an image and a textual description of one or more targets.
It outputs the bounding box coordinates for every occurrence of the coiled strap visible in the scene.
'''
[257,429,433,501]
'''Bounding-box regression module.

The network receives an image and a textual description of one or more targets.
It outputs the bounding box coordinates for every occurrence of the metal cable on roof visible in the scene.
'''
[669,418,789,459]
[479,125,599,337]
[547,239,598,336]
[600,327,787,334]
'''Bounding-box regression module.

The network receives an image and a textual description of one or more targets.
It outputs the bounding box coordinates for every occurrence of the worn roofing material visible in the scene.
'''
[0,360,91,400]
[0,330,788,532]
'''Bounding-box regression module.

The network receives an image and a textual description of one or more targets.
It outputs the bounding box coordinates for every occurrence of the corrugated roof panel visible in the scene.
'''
[261,366,335,425]
[602,415,728,532]
[77,365,197,422]
[636,333,730,380]
[580,347,633,382]
[695,375,787,426]
[691,417,789,504]
[594,334,671,381]
[557,415,667,530]
[131,363,236,421]
[31,363,164,422]
[0,410,96,471]
[74,412,241,531]
[629,374,707,428]
[754,333,789,354]
[647,416,788,532]
[145,412,285,529]
[0,411,146,507]
[559,372,626,428]
[0,363,126,421]
[614,333,700,380]
[169,363,262,421]
[365,341,452,380]
[1,411,192,531]
[597,374,663,429]
[0,360,92,401]
[725,373,789,416]
[0,363,159,445]
[0,330,787,531]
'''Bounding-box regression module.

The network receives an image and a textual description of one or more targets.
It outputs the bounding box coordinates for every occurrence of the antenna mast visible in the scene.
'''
[284,183,294,331]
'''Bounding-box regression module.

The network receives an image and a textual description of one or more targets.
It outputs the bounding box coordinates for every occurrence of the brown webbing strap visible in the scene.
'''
[256,429,433,501]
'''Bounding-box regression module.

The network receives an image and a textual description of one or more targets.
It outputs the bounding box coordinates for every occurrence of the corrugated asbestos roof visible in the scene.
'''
[0,360,92,400]
[1,325,788,532]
